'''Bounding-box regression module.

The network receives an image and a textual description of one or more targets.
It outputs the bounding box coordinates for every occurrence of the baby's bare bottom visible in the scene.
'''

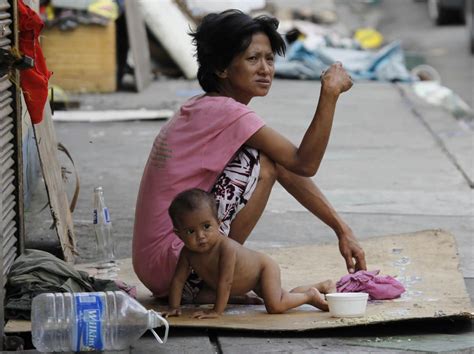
[258,258,335,314]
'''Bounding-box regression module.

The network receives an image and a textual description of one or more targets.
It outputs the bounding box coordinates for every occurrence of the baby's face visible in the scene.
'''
[174,205,220,253]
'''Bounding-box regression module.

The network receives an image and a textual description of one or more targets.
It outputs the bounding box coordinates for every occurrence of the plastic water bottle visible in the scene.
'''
[31,291,169,352]
[93,186,117,270]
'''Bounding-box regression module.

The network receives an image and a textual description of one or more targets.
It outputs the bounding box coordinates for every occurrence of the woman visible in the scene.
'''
[133,9,366,302]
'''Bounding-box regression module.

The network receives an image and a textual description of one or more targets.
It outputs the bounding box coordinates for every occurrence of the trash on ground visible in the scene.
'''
[353,27,384,49]
[410,65,473,119]
[41,0,118,30]
[275,38,414,82]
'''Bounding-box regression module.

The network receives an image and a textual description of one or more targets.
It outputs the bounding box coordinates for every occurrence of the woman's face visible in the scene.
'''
[218,32,275,104]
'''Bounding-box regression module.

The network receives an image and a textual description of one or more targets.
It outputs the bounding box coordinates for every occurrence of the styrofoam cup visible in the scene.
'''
[326,292,369,318]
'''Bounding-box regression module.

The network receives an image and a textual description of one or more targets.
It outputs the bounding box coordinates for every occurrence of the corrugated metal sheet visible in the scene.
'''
[0,0,16,295]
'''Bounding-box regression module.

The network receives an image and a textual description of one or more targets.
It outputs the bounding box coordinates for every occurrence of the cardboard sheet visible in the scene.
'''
[5,230,472,333]
[110,229,473,331]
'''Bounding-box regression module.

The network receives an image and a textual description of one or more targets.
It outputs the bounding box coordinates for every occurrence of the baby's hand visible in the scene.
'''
[162,308,181,318]
[192,309,220,319]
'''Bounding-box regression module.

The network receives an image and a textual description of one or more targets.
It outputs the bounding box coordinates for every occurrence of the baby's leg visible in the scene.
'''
[260,259,328,313]
[289,279,336,295]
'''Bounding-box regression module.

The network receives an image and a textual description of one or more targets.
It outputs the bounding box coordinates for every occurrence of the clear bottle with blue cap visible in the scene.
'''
[31,291,169,352]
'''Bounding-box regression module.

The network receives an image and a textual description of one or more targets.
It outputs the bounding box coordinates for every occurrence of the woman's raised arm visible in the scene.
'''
[246,62,352,176]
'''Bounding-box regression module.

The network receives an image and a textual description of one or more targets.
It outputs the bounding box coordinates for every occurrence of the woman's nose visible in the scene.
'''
[259,59,271,74]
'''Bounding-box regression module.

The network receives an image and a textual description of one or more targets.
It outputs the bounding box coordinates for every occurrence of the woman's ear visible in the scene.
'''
[216,69,228,79]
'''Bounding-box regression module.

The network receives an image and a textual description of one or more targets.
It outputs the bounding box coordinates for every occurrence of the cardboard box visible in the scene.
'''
[41,23,116,93]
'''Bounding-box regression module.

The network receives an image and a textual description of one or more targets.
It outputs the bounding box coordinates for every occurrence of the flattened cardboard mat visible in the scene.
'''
[5,230,472,333]
[117,229,472,331]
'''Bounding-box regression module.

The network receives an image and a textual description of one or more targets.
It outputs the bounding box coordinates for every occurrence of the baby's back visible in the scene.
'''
[231,240,269,295]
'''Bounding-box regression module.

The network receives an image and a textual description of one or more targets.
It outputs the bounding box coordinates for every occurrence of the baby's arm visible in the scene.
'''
[193,244,236,319]
[163,250,191,317]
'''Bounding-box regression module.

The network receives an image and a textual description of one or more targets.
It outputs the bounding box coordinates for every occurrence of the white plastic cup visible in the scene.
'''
[326,292,369,318]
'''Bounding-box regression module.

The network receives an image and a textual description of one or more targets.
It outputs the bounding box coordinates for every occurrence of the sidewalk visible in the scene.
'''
[27,77,471,352]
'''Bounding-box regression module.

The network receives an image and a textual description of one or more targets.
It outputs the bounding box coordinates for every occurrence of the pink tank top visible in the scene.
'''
[132,95,265,296]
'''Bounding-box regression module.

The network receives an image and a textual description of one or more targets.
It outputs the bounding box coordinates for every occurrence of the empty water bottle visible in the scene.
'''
[93,186,116,270]
[31,291,169,352]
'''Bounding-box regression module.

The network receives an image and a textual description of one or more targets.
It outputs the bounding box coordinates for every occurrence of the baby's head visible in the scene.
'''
[169,189,220,250]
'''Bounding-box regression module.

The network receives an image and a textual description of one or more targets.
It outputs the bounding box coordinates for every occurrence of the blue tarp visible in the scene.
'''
[275,40,415,82]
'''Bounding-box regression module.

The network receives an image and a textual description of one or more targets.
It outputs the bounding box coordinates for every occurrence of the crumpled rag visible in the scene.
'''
[5,249,135,320]
[336,270,405,300]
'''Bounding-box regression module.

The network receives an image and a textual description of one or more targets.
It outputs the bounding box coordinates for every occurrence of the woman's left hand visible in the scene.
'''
[338,229,367,273]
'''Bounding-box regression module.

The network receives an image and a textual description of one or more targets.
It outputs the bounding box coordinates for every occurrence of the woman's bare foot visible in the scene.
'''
[306,287,329,311]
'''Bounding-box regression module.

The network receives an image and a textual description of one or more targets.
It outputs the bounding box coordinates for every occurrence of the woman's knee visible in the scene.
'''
[259,153,277,183]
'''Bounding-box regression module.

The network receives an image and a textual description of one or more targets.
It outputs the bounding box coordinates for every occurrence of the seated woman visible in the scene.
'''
[133,9,366,303]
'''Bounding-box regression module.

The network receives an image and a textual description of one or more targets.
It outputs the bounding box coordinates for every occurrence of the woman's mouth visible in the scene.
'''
[256,79,271,86]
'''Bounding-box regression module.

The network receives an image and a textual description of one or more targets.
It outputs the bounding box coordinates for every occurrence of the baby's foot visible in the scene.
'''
[317,279,337,294]
[307,287,329,311]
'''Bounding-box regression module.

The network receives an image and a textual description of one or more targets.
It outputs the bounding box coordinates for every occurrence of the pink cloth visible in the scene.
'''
[132,95,265,297]
[336,270,405,300]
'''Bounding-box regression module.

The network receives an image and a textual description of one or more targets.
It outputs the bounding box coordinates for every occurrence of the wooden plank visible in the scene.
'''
[41,23,116,93]
[33,103,76,262]
[124,0,152,91]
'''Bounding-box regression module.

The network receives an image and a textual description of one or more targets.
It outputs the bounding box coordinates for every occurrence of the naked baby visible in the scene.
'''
[164,188,335,319]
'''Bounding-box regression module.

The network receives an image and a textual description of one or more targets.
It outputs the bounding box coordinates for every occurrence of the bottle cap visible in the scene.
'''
[94,186,103,192]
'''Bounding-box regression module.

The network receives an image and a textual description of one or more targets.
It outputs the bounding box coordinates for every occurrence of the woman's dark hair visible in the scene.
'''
[189,9,286,93]
[169,188,218,228]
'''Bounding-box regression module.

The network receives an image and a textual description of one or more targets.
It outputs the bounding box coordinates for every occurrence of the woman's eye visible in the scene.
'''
[248,56,257,62]
[204,224,211,230]
[186,229,194,235]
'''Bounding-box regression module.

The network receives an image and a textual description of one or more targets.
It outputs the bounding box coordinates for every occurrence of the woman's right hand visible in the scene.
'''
[321,62,353,96]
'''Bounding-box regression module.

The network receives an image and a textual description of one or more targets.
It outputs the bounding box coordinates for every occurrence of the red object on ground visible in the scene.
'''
[18,0,52,124]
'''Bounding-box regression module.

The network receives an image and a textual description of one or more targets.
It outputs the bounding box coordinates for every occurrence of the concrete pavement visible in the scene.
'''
[22,77,472,353]
[22,1,473,350]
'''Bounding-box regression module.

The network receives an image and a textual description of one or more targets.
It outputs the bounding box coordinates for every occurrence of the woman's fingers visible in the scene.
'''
[321,62,353,94]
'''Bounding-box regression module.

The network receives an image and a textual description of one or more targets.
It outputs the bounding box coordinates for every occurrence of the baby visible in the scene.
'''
[165,188,335,319]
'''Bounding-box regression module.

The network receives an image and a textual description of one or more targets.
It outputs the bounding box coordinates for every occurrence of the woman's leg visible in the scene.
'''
[228,152,277,244]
